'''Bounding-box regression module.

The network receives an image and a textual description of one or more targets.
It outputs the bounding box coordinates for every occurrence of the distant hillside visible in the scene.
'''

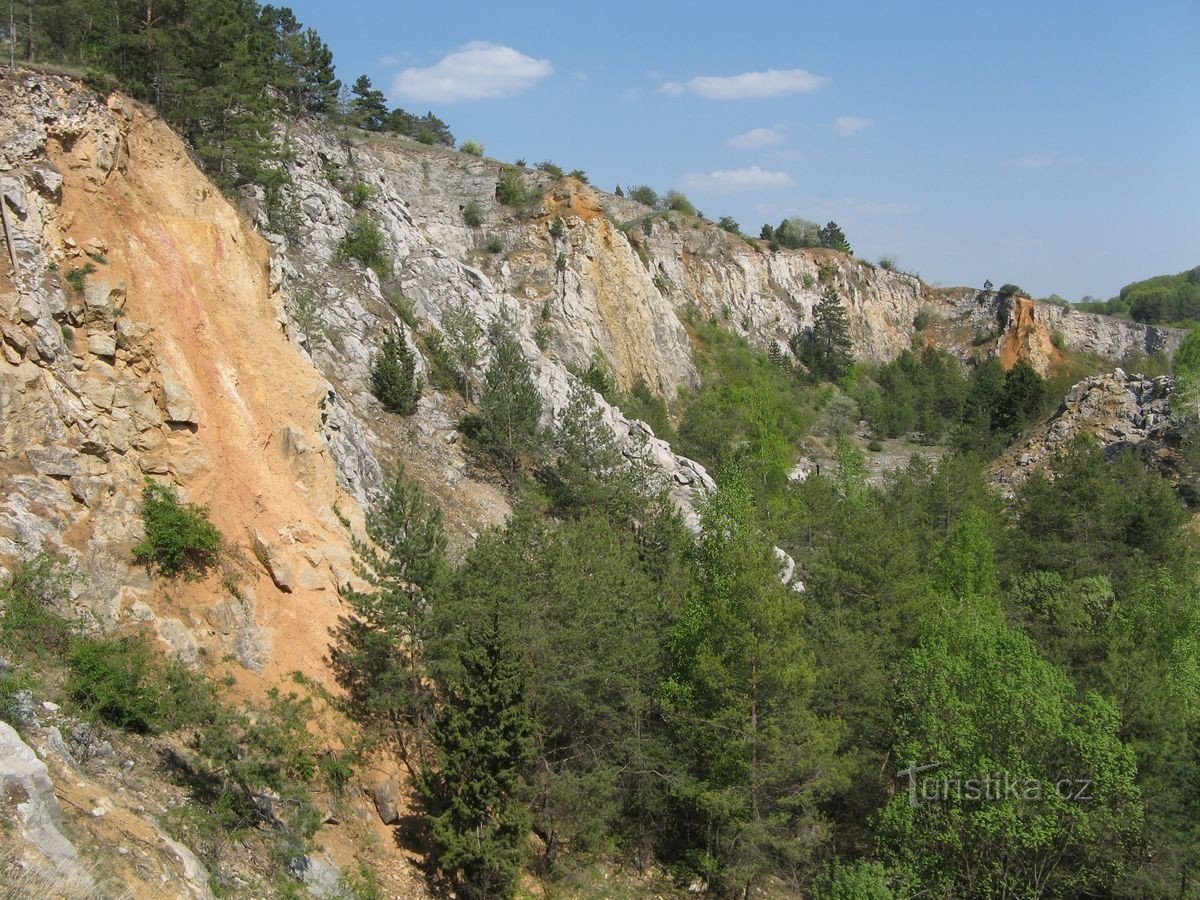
[1076,265,1200,324]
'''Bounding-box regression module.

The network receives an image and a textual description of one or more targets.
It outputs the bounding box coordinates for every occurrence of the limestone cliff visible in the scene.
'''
[0,72,364,689]
[926,287,1184,374]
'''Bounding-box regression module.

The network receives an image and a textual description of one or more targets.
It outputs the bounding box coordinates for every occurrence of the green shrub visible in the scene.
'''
[420,330,460,393]
[495,167,532,206]
[628,185,660,208]
[576,351,615,401]
[675,320,819,494]
[346,182,374,209]
[615,377,675,443]
[133,481,223,578]
[717,216,741,235]
[383,289,418,328]
[459,140,484,157]
[878,255,898,271]
[535,160,564,178]
[664,190,696,216]
[0,553,74,658]
[288,289,326,350]
[337,215,391,276]
[371,331,422,415]
[567,169,588,183]
[913,306,934,331]
[1051,330,1066,350]
[485,235,504,254]
[65,262,96,295]
[548,217,566,241]
[867,438,884,452]
[462,200,484,228]
[67,634,167,733]
[82,69,120,95]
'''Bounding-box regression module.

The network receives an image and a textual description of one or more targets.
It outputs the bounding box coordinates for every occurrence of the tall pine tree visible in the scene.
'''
[420,611,534,900]
[330,468,445,774]
[794,285,853,381]
[660,471,846,893]
[477,337,543,484]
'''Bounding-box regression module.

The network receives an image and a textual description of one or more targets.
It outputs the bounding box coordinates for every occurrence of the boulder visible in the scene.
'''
[368,776,401,825]
[288,853,343,898]
[252,529,296,593]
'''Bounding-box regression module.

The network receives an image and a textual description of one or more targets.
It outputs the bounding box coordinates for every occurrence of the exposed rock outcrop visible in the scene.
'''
[991,369,1176,488]
[928,287,1184,375]
[0,721,96,894]
[0,71,366,690]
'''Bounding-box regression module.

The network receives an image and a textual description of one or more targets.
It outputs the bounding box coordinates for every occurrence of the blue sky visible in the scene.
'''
[285,0,1199,300]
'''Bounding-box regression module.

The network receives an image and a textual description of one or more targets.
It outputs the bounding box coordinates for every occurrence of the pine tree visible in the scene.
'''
[420,611,534,900]
[549,381,647,518]
[993,360,1044,433]
[800,286,853,381]
[330,468,446,773]
[477,338,543,483]
[443,299,484,400]
[818,220,852,254]
[371,330,421,415]
[350,74,388,130]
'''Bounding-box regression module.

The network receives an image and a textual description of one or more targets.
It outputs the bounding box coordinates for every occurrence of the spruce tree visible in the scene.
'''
[330,468,446,773]
[371,330,421,415]
[477,338,543,483]
[420,612,534,900]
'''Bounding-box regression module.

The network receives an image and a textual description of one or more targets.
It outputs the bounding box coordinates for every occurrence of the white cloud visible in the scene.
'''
[659,68,828,100]
[378,55,399,68]
[683,166,794,193]
[830,116,872,137]
[1007,152,1084,168]
[391,42,552,103]
[728,127,785,150]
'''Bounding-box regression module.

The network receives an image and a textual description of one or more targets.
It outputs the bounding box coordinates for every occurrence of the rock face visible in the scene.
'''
[0,721,96,893]
[992,369,1176,488]
[927,288,1184,375]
